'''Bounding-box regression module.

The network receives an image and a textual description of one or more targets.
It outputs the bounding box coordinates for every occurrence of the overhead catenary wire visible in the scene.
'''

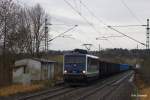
[48,25,78,42]
[52,16,98,49]
[97,36,125,39]
[79,0,107,26]
[109,25,146,27]
[96,37,121,48]
[78,0,146,46]
[64,0,101,34]
[80,0,146,28]
[64,0,122,49]
[51,16,76,27]
[64,0,146,49]
[107,26,146,46]
[120,0,143,24]
[96,34,125,48]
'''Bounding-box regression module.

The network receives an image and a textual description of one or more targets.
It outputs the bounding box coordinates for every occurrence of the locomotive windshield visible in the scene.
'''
[65,55,86,64]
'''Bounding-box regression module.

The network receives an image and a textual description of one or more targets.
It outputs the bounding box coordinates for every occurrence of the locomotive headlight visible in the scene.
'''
[64,70,67,74]
[82,70,86,74]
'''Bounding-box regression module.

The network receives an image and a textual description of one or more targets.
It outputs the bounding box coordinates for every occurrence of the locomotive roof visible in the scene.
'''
[86,54,99,59]
[64,53,99,59]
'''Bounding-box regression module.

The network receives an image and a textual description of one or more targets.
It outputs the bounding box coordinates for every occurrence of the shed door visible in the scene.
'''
[48,64,54,80]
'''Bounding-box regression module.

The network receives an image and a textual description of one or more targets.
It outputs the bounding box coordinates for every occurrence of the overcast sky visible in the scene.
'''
[20,0,150,50]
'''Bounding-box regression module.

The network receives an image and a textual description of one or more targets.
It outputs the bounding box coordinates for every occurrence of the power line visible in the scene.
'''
[98,35,125,38]
[107,26,146,46]
[73,0,82,15]
[48,25,78,42]
[79,1,107,26]
[79,0,146,47]
[64,0,146,47]
[64,0,116,49]
[109,25,146,27]
[80,1,145,28]
[80,0,146,29]
[52,16,76,27]
[120,0,143,24]
[64,0,101,34]
[96,35,125,48]
[96,37,122,48]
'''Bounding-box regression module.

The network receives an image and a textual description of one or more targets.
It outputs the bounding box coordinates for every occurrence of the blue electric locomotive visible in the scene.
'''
[63,53,99,84]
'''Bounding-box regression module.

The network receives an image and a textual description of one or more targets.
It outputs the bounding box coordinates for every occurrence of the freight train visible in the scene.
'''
[63,49,130,85]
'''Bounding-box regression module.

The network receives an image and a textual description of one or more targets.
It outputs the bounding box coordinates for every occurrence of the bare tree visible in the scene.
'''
[0,0,17,86]
[0,1,49,56]
[0,0,17,60]
[8,7,33,54]
[29,4,47,57]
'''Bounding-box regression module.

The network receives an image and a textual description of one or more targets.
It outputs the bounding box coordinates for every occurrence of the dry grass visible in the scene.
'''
[0,84,43,96]
[135,73,150,100]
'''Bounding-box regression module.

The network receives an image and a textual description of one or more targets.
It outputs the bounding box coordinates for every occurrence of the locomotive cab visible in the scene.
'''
[63,54,87,83]
[63,53,99,85]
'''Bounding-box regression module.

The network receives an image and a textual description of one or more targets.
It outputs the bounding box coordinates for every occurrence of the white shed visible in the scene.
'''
[13,58,56,84]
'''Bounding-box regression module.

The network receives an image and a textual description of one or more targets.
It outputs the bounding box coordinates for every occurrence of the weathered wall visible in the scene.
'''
[13,59,41,82]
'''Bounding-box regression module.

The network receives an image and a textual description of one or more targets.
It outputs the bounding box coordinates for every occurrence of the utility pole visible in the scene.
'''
[45,18,49,53]
[146,19,149,49]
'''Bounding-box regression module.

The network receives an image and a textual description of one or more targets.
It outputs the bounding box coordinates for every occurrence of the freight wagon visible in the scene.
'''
[99,61,120,77]
[119,64,129,71]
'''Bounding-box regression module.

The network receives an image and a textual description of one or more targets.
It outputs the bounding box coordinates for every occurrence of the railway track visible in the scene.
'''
[16,71,133,100]
[39,88,76,100]
[50,71,133,100]
[16,86,77,100]
[76,71,134,100]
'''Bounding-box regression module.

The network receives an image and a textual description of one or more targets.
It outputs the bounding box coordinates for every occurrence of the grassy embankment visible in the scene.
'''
[0,84,43,96]
[134,57,150,100]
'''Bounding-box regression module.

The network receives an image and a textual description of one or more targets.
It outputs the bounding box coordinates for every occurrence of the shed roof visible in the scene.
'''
[33,58,56,63]
[14,58,56,68]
